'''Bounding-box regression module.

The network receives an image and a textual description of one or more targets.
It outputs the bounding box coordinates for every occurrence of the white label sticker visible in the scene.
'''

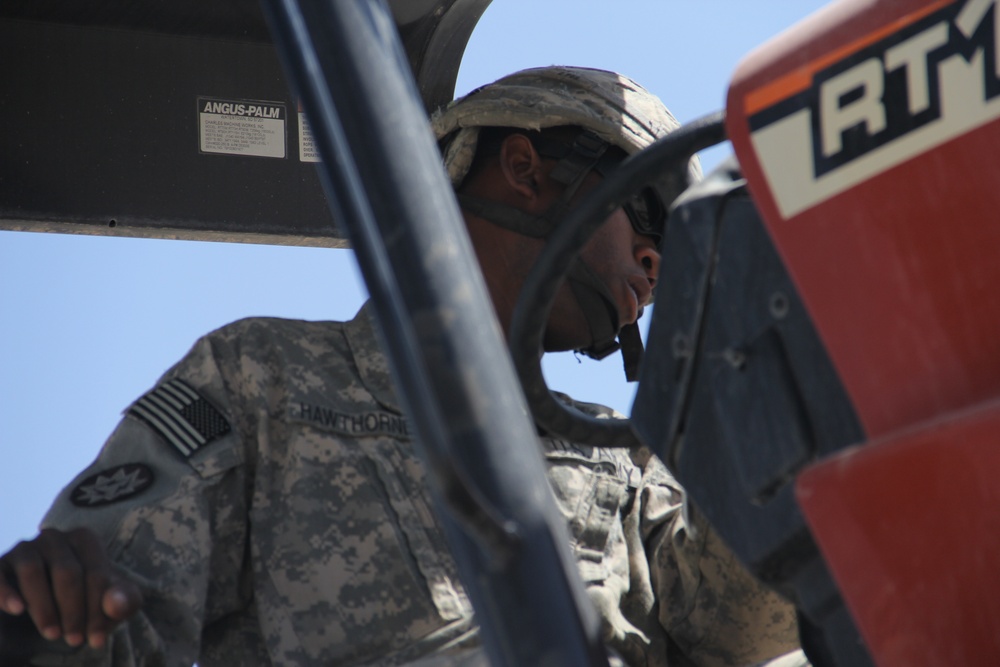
[198,98,286,158]
[298,112,321,163]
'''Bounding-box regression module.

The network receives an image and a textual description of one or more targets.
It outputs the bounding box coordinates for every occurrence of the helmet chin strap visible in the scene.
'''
[457,130,643,382]
[456,149,646,382]
[559,257,645,382]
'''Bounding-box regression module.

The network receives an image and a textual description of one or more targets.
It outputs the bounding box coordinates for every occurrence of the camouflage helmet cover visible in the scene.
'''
[430,65,701,190]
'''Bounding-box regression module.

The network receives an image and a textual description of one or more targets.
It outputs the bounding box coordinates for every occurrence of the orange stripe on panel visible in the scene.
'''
[743,0,954,115]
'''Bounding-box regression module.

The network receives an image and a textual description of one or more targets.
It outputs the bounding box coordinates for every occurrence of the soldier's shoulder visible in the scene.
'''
[205,316,349,349]
[552,390,624,420]
[213,315,346,336]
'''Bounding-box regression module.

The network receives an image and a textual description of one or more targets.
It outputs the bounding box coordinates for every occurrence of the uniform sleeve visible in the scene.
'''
[30,335,251,667]
[635,452,802,667]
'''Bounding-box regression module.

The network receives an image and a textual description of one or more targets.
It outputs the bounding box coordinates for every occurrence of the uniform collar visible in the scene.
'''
[344,301,404,414]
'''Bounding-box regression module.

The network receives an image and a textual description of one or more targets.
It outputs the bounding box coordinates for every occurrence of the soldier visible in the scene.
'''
[0,67,806,667]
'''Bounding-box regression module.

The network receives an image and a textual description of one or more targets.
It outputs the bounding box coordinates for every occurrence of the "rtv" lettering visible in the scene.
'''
[745,0,1000,218]
[813,0,1000,173]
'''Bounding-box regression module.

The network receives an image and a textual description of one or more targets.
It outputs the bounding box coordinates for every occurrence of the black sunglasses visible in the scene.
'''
[622,186,667,243]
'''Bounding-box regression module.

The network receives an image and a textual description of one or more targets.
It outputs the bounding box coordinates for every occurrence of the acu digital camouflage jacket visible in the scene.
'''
[33,304,802,667]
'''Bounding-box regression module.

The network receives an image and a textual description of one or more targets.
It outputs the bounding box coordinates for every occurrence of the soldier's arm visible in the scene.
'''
[4,334,250,666]
[636,453,802,667]
[0,527,142,650]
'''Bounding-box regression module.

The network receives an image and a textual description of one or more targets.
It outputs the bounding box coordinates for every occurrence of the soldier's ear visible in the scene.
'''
[499,133,544,201]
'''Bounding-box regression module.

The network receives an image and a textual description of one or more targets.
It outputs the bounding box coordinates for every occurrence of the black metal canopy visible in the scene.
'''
[0,0,491,246]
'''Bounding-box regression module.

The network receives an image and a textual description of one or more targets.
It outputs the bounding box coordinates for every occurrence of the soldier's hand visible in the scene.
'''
[0,527,142,650]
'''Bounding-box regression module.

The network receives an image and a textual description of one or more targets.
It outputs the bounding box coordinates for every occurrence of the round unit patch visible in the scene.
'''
[71,464,155,508]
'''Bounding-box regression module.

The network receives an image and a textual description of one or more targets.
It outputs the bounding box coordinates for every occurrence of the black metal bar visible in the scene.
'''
[508,112,727,448]
[258,1,610,665]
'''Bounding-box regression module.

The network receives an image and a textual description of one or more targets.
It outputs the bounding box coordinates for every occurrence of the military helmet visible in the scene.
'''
[431,65,700,198]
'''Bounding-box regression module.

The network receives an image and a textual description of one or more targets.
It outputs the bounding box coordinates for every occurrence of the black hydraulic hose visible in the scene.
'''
[509,111,727,448]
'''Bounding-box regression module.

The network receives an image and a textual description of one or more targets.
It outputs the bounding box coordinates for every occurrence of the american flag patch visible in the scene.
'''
[128,379,231,457]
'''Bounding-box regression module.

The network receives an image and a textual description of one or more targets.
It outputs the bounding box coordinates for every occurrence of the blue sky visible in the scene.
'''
[0,1,830,553]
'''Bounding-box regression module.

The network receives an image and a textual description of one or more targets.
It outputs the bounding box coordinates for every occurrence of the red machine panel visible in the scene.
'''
[796,400,1000,665]
[727,1,1000,663]
[727,0,1000,439]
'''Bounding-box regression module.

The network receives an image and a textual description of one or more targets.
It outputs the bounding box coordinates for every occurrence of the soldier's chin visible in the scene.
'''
[541,326,591,354]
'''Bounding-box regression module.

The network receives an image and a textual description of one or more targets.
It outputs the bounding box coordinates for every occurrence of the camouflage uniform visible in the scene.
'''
[32,305,802,667]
